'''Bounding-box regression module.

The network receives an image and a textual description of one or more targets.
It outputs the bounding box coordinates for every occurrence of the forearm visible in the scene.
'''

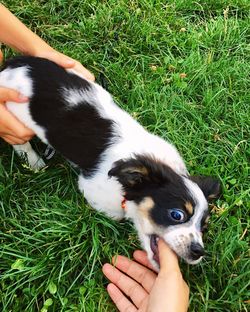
[0,4,53,55]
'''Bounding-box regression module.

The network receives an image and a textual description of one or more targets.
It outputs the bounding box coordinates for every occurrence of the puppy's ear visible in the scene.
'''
[108,154,171,189]
[108,158,150,188]
[190,176,221,200]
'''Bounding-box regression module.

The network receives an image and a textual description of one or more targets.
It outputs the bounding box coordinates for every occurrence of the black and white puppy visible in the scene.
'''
[0,56,221,269]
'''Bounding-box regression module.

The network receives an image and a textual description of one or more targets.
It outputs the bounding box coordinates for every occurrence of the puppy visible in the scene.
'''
[0,56,221,269]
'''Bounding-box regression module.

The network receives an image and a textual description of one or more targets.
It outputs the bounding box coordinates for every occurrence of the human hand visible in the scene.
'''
[0,87,34,144]
[146,240,189,312]
[34,50,95,81]
[102,239,189,312]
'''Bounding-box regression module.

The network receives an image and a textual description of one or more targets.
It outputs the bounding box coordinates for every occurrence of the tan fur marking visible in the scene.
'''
[205,215,210,224]
[184,201,193,215]
[121,166,148,176]
[138,197,155,219]
[208,193,218,200]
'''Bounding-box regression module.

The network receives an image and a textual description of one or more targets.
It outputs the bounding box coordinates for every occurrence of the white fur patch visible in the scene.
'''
[0,66,48,143]
[0,66,33,97]
[62,87,97,108]
[13,142,46,170]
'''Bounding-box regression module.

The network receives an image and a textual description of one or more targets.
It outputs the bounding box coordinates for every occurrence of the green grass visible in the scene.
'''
[0,0,249,311]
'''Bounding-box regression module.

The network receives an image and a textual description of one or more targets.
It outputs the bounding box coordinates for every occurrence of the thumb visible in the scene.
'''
[158,239,180,275]
[37,50,75,68]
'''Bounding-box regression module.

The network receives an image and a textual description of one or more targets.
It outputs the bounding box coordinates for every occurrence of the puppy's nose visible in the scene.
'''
[190,242,205,260]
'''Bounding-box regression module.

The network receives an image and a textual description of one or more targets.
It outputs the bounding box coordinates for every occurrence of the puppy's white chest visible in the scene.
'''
[78,173,125,220]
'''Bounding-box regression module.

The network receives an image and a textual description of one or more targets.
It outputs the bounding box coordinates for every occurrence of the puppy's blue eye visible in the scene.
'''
[169,209,186,222]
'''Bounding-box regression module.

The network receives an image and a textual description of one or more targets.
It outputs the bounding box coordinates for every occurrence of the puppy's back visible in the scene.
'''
[0,56,117,175]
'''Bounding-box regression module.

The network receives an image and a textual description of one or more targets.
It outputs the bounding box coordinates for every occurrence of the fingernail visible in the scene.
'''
[18,94,29,101]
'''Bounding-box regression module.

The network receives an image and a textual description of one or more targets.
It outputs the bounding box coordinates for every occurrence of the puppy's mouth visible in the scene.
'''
[150,234,160,265]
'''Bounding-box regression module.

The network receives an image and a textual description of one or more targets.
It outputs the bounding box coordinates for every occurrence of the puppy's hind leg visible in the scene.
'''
[13,142,46,170]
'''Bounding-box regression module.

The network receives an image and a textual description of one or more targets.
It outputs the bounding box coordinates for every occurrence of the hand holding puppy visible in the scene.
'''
[102,239,189,312]
[0,87,33,145]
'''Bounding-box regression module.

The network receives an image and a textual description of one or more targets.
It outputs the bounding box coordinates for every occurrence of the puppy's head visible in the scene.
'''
[109,154,221,269]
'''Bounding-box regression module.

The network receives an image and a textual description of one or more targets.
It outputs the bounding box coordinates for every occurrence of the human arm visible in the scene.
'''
[102,240,189,312]
[0,4,94,145]
[0,4,94,80]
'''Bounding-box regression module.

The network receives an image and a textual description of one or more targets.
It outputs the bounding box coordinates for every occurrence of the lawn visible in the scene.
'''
[0,0,249,311]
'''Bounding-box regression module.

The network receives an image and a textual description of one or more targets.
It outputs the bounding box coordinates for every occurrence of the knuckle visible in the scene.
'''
[18,128,29,138]
[184,282,190,294]
[125,306,135,312]
[159,270,182,281]
[25,135,33,141]
[137,294,147,309]
[137,270,148,283]
[171,271,183,280]
[127,284,139,298]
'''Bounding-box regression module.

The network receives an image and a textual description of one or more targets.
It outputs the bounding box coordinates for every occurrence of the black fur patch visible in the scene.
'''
[200,211,210,232]
[109,154,196,226]
[149,182,196,226]
[189,176,221,200]
[4,56,118,176]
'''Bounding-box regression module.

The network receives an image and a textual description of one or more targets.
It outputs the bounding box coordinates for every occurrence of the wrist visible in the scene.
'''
[22,39,54,57]
[0,4,54,57]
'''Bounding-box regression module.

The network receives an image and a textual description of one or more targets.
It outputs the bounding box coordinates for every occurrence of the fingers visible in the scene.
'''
[112,255,156,292]
[37,50,75,68]
[36,50,95,81]
[1,131,33,145]
[0,105,33,136]
[72,60,95,81]
[147,241,189,312]
[0,87,29,103]
[0,87,32,144]
[2,134,28,145]
[102,262,148,308]
[158,239,180,275]
[106,283,137,312]
[0,104,34,144]
[133,250,156,271]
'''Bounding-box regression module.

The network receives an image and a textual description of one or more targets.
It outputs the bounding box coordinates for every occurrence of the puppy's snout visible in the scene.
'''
[190,242,205,260]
